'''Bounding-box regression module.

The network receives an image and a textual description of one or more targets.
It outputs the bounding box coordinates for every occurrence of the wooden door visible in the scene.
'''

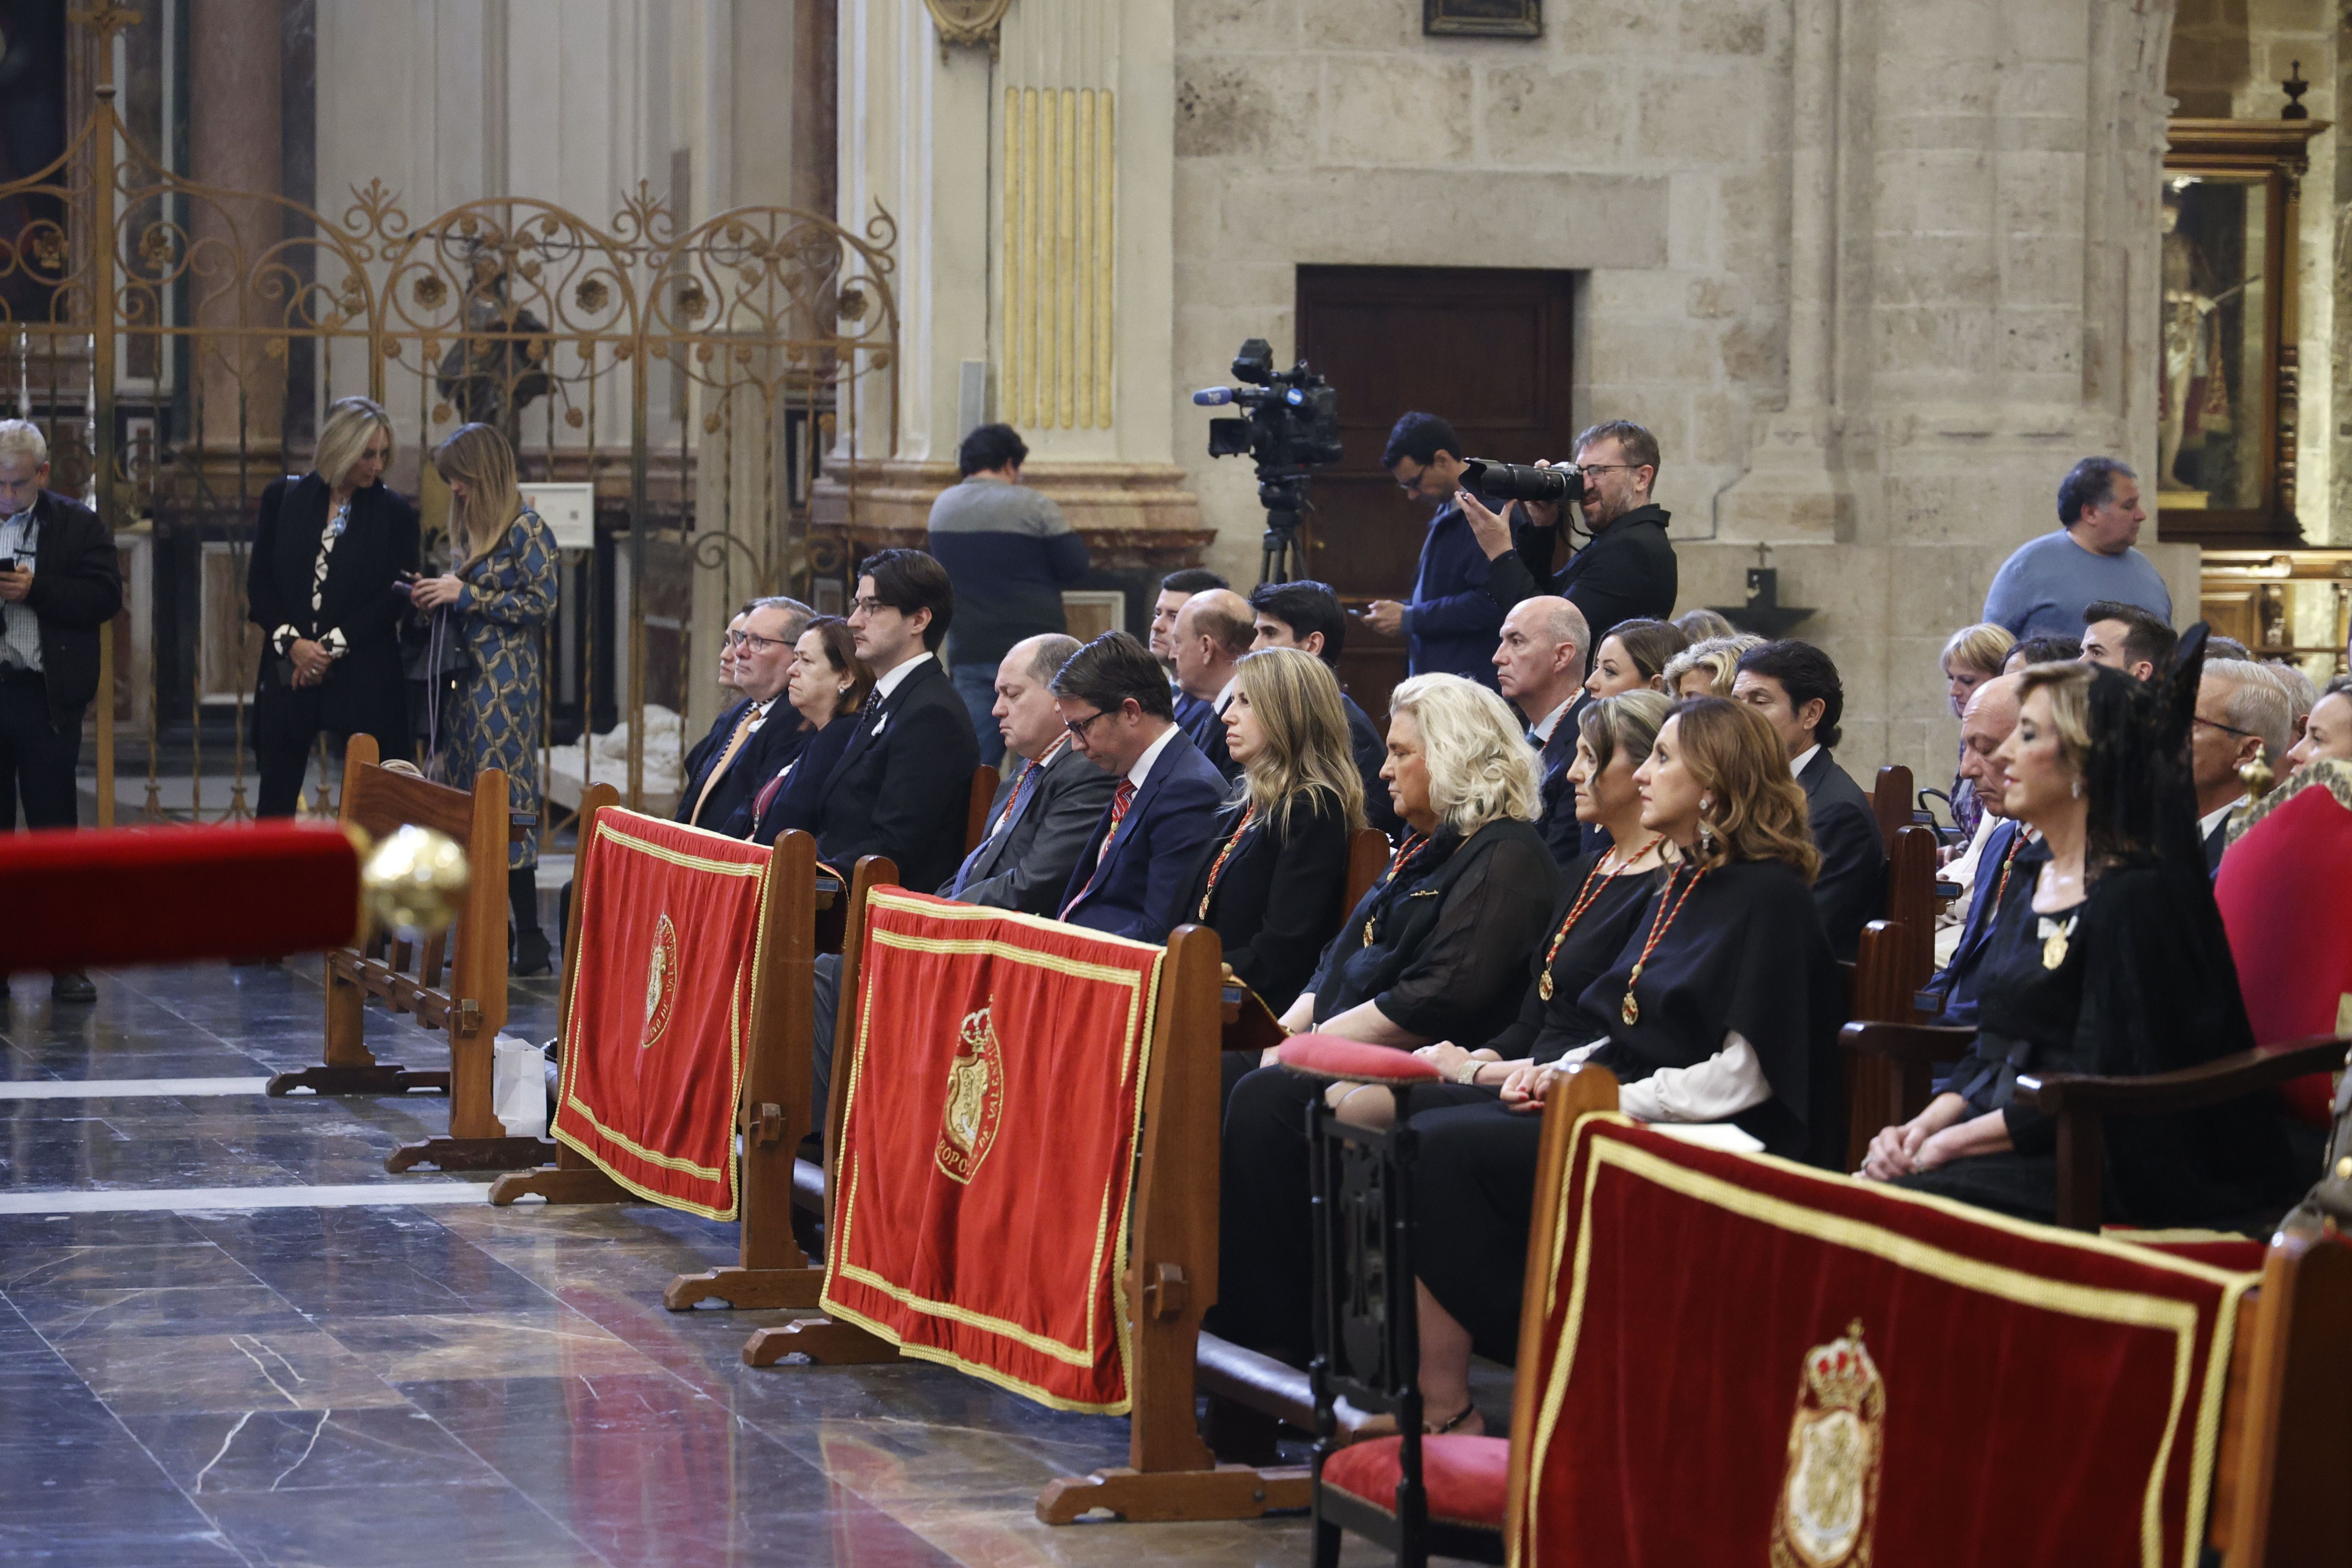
[1294,265,1579,722]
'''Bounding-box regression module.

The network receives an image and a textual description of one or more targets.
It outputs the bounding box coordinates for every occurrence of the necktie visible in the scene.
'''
[949,757,1041,898]
[689,706,759,825]
[1060,778,1137,919]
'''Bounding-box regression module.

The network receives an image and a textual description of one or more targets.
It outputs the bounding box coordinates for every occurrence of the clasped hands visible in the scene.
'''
[286,638,334,687]
[1856,1095,1975,1181]
[409,574,465,612]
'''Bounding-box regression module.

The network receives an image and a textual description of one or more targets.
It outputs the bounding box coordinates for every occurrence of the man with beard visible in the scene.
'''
[1455,419,1677,640]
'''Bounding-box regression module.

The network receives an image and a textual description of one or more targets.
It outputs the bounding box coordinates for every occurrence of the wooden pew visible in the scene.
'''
[1871,762,1915,851]
[964,763,999,854]
[265,735,545,1173]
[1842,823,1941,1169]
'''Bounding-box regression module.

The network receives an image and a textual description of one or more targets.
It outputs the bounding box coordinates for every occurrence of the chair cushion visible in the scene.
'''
[1321,1434,1509,1530]
[1277,1035,1442,1084]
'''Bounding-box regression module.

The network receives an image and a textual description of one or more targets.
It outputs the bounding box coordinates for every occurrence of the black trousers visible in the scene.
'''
[0,674,83,830]
[1411,1097,1546,1363]
[1207,1063,1493,1366]
[253,677,409,819]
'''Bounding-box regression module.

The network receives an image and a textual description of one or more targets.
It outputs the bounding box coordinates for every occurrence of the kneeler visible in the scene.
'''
[490,819,848,1318]
[746,890,1311,1526]
[267,734,551,1174]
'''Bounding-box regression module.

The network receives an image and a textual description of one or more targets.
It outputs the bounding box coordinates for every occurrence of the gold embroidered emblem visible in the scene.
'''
[934,1002,1004,1185]
[640,913,679,1050]
[1769,1320,1885,1568]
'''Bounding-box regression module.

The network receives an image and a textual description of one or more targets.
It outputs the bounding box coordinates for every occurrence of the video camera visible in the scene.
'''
[1193,338,1343,582]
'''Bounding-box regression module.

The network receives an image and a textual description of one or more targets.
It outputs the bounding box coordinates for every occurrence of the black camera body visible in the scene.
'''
[1459,457,1585,506]
[1195,338,1344,582]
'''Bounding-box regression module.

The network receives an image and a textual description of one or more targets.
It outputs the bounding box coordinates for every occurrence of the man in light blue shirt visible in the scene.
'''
[1982,457,2172,641]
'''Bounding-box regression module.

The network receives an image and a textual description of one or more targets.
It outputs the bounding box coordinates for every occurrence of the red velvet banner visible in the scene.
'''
[551,810,770,1219]
[820,889,1165,1414]
[1511,1117,2253,1568]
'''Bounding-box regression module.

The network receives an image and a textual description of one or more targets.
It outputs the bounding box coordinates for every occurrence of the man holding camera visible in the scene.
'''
[1362,412,1502,688]
[1457,419,1677,641]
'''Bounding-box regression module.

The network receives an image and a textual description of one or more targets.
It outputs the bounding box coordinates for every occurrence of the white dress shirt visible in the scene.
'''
[1126,723,1180,790]
[1561,1031,1772,1125]
[1789,742,1821,779]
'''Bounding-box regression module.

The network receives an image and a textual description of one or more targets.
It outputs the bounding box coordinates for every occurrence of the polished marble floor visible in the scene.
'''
[0,961,1408,1568]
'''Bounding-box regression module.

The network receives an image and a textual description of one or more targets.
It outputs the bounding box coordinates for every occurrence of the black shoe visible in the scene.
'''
[512,929,554,977]
[50,971,95,1004]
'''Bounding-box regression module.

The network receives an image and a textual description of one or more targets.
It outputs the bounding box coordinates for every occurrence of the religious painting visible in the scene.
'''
[2158,176,2269,513]
[1424,0,1542,39]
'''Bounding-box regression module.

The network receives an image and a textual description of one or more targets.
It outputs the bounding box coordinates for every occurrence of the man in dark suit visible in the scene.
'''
[1458,419,1677,639]
[1491,595,1591,869]
[1733,639,1885,958]
[1918,675,2040,1027]
[1151,567,1228,733]
[812,549,979,895]
[1051,631,1228,943]
[0,421,124,1003]
[674,596,812,834]
[1247,578,1403,839]
[678,603,754,784]
[945,633,1115,912]
[1170,588,1254,782]
[1361,412,1501,687]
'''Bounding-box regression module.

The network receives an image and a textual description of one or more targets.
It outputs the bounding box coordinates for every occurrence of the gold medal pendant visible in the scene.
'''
[1620,989,1640,1025]
[2041,932,2068,970]
[1539,972,1554,1002]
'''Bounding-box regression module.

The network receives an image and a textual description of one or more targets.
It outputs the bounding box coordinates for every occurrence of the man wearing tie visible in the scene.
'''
[812,549,979,896]
[1051,631,1228,943]
[1491,595,1591,868]
[1151,567,1228,731]
[943,632,1114,912]
[1170,588,1255,782]
[674,596,812,833]
[1919,674,2041,1027]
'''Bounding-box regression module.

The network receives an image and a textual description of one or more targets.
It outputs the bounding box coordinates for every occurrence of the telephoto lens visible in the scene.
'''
[1460,458,1583,505]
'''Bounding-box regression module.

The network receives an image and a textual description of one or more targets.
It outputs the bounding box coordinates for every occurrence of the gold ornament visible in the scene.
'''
[1621,992,1640,1025]
[2039,913,2076,971]
[922,0,1013,58]
[1770,1320,1886,1568]
[356,823,470,942]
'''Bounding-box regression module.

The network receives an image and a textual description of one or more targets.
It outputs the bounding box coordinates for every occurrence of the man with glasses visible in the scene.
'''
[1362,412,1501,687]
[674,595,812,833]
[813,548,979,896]
[2190,658,2293,873]
[1049,631,1227,941]
[1454,418,1678,640]
[0,420,121,1005]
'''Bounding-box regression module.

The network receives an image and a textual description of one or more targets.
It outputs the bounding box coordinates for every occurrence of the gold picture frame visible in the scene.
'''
[1424,0,1542,38]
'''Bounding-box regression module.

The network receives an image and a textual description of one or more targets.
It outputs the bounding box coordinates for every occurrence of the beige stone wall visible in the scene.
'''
[1171,0,1787,585]
[1170,0,2182,791]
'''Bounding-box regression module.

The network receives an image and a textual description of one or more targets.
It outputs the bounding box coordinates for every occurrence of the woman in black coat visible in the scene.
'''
[1186,647,1366,1014]
[247,397,419,816]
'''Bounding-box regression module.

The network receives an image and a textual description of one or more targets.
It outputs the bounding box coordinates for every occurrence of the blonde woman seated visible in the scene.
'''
[1208,674,1561,1366]
[1335,689,1674,1131]
[1942,622,2017,840]
[1187,646,1367,1017]
[1661,633,1761,701]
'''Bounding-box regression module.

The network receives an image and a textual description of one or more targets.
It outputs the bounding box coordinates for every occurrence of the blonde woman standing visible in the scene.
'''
[247,396,417,818]
[410,423,559,973]
[1185,646,1367,1014]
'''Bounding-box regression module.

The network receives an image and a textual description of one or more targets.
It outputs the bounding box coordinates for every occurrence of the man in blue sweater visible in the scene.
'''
[1982,457,2171,641]
[926,423,1090,765]
[1362,412,1501,688]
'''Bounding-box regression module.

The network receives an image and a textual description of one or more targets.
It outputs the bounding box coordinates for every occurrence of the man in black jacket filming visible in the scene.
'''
[1456,419,1677,641]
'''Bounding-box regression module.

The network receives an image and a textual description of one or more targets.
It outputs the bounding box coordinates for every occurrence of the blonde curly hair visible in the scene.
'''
[1387,674,1542,834]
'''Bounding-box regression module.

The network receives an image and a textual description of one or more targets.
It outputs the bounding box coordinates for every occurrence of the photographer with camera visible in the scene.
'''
[1361,413,1502,688]
[1455,420,1677,642]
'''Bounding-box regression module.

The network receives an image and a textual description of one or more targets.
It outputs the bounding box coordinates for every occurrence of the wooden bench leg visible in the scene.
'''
[741,1315,898,1366]
[486,1145,636,1206]
[267,951,450,1097]
[665,1265,826,1312]
[1034,1464,1312,1525]
[386,1135,556,1173]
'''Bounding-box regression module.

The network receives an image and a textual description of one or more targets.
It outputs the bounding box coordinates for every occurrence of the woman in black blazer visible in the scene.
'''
[246,397,419,816]
[1186,647,1366,1013]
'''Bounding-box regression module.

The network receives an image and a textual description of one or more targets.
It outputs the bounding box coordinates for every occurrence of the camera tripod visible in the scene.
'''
[1256,472,1313,585]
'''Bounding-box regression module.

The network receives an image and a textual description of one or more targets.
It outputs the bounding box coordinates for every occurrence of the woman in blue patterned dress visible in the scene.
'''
[411,423,559,974]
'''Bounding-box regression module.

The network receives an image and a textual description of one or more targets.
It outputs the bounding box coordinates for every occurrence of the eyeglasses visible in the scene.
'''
[1391,462,1427,494]
[851,595,891,616]
[1574,462,1642,477]
[1063,708,1112,740]
[728,631,790,652]
[2193,714,2260,741]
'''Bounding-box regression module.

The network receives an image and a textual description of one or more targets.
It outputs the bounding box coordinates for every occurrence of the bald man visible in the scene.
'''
[1491,595,1591,867]
[1171,588,1256,781]
[1920,674,2042,1028]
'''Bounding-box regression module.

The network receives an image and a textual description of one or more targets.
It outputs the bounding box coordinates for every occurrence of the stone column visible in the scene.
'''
[827,0,1204,636]
[1697,0,2196,782]
[187,0,286,457]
